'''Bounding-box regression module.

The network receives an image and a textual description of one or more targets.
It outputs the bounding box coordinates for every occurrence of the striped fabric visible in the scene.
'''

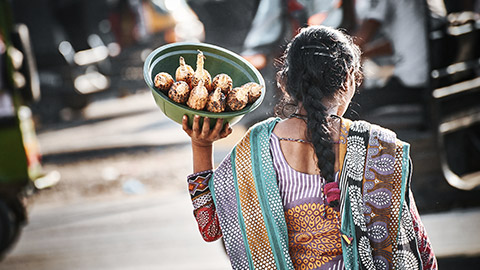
[270,133,325,205]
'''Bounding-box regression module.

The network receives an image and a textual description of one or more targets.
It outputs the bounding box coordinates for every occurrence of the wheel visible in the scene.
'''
[0,199,21,259]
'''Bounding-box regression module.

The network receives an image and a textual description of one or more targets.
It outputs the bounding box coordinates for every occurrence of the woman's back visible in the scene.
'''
[271,127,344,270]
[273,116,342,176]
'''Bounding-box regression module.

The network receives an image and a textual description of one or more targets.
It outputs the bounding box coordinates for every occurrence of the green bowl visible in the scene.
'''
[143,42,265,127]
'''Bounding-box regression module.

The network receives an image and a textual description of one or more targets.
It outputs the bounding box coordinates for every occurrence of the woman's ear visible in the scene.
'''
[345,72,356,101]
[335,73,356,116]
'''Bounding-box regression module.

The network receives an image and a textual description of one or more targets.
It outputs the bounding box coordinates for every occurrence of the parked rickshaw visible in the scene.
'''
[0,0,53,257]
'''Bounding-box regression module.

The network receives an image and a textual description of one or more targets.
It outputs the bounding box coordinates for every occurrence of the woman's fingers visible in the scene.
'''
[212,118,224,135]
[182,115,192,136]
[202,117,211,136]
[220,123,232,138]
[192,115,201,135]
[182,115,231,141]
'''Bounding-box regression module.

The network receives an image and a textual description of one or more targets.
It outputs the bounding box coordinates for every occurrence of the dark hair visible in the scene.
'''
[276,25,361,205]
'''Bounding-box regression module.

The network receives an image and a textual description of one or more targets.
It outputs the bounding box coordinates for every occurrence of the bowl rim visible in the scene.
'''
[143,42,266,118]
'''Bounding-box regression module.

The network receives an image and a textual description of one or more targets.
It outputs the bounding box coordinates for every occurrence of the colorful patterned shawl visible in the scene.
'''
[209,118,422,269]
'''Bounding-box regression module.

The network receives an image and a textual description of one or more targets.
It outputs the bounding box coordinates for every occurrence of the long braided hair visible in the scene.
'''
[277,26,361,206]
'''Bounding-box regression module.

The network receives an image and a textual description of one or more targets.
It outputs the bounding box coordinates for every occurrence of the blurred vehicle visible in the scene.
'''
[9,0,204,124]
[351,0,480,210]
[0,0,59,258]
[110,0,204,46]
[186,0,258,52]
[428,4,480,191]
[107,0,204,96]
[11,0,117,123]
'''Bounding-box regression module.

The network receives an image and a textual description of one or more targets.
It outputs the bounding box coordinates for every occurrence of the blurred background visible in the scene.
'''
[0,0,479,269]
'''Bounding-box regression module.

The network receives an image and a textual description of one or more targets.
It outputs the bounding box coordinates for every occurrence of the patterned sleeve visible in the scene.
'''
[187,170,222,242]
[409,191,438,270]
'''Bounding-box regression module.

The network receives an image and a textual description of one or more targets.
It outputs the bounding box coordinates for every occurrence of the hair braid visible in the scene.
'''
[276,25,362,207]
[303,87,336,184]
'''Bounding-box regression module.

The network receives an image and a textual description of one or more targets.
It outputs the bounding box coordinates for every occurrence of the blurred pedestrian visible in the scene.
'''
[352,0,446,117]
[182,25,437,269]
[239,0,354,126]
[241,0,351,67]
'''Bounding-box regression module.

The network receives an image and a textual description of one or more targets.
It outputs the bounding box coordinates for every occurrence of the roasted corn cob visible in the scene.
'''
[154,72,174,92]
[168,81,190,104]
[206,87,226,113]
[187,79,208,110]
[212,73,233,94]
[242,82,263,103]
[227,86,249,111]
[175,56,194,87]
[191,50,213,92]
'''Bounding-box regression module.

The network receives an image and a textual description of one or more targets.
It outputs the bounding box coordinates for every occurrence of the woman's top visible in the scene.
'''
[186,118,437,269]
[270,133,344,270]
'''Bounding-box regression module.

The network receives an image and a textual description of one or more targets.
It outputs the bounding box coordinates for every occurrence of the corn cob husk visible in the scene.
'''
[206,87,226,113]
[187,80,208,110]
[175,56,194,87]
[227,86,249,111]
[242,82,263,103]
[154,72,174,92]
[212,73,233,94]
[168,81,190,104]
[191,50,213,92]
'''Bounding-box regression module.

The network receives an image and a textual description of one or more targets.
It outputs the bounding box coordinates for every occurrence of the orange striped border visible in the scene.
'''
[235,132,277,269]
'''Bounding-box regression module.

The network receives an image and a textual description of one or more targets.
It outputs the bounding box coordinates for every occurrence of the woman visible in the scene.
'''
[182,25,436,270]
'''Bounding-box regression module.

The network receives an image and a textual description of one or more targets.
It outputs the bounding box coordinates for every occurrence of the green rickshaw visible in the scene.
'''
[0,0,49,256]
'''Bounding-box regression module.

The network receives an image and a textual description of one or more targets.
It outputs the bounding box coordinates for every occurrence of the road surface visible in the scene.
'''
[1,92,479,269]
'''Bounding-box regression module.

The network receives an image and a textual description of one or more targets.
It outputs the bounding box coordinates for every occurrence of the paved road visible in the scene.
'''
[1,92,479,269]
[3,186,480,269]
[421,207,480,258]
[1,191,231,270]
[36,90,189,156]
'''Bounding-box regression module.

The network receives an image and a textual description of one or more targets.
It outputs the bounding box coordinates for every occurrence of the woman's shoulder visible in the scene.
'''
[231,117,280,148]
[247,117,281,133]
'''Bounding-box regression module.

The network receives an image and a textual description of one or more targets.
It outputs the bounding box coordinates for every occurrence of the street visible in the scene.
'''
[1,91,479,269]
[1,191,231,270]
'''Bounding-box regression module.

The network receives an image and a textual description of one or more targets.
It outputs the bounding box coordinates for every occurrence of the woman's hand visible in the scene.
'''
[182,115,233,147]
[183,115,233,173]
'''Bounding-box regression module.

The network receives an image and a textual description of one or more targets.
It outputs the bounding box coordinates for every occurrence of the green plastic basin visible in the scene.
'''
[143,42,266,127]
